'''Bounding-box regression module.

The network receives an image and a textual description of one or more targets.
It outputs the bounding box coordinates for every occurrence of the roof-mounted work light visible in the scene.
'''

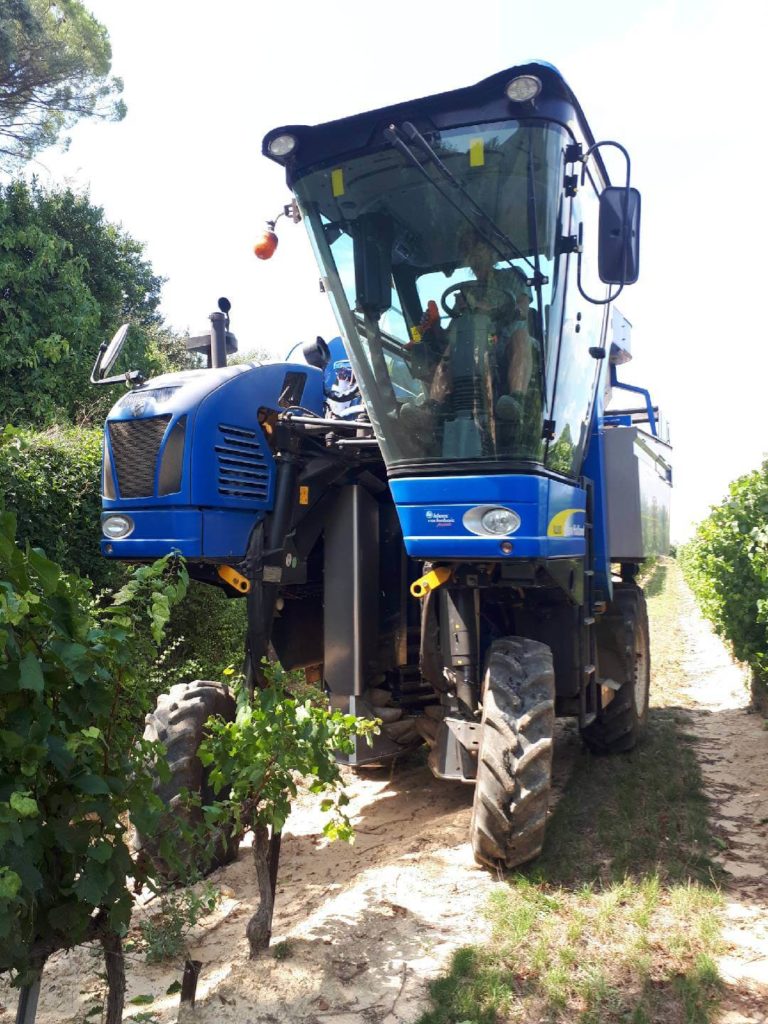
[267,133,298,158]
[505,75,542,103]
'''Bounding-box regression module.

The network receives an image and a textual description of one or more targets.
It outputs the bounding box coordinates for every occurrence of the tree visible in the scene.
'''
[0,0,125,169]
[0,178,189,426]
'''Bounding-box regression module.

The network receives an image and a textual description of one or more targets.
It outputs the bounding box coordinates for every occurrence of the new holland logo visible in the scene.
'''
[546,508,586,538]
[126,396,147,417]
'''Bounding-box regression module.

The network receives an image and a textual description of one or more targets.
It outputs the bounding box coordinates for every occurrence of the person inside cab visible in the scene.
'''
[399,225,536,457]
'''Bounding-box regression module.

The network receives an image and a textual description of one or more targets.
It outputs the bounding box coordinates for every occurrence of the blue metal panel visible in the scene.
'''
[103,362,324,512]
[390,474,586,560]
[202,510,264,559]
[581,362,613,603]
[190,363,323,510]
[101,361,324,560]
[100,509,204,559]
[100,509,264,562]
[99,360,325,565]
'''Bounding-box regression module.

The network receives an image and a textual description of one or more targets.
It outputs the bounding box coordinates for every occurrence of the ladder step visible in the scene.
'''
[584,616,595,626]
[582,712,596,727]
[584,663,596,676]
[584,569,594,576]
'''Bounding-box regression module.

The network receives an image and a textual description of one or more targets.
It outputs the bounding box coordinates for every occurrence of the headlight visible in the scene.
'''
[267,133,298,157]
[462,505,521,537]
[102,514,134,539]
[505,75,542,103]
[481,507,519,534]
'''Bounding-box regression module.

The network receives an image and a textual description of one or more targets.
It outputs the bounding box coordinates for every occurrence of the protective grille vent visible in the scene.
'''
[109,416,171,498]
[216,424,269,500]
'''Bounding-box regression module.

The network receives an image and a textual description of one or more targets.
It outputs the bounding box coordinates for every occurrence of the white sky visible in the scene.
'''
[26,0,767,541]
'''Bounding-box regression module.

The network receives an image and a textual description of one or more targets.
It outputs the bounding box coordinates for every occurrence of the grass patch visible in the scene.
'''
[642,560,668,600]
[417,565,723,1024]
[534,713,714,886]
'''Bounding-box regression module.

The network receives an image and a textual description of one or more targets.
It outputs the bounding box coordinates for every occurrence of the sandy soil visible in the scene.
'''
[0,727,582,1024]
[2,561,767,1023]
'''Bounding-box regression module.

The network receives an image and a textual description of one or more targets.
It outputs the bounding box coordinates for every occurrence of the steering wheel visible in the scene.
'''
[440,281,475,317]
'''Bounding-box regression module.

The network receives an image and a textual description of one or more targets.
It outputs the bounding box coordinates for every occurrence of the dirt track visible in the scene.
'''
[653,565,768,1023]
[1,560,767,1023]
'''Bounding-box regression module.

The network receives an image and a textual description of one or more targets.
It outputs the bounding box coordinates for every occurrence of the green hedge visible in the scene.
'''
[0,425,246,685]
[680,459,768,685]
[0,425,114,590]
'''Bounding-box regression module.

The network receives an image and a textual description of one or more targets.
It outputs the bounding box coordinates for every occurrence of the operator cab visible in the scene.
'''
[264,62,632,483]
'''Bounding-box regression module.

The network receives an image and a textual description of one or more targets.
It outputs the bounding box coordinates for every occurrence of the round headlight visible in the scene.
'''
[481,507,520,535]
[505,75,542,103]
[267,133,297,157]
[462,505,521,537]
[102,515,134,540]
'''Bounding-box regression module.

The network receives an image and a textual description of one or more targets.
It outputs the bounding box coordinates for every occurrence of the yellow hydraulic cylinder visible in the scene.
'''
[217,565,251,594]
[410,565,452,599]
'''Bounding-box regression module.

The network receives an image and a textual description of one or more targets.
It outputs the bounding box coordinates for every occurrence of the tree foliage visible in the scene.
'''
[0,178,188,426]
[0,0,125,168]
[680,459,768,676]
[0,511,189,982]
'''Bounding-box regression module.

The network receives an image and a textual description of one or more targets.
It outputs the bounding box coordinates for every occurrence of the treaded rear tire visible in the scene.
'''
[581,584,650,754]
[470,637,555,870]
[134,680,239,881]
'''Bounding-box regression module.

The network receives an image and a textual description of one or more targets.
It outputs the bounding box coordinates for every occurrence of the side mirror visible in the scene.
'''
[91,323,130,384]
[598,187,641,285]
[302,336,331,370]
[100,324,130,377]
[90,324,145,387]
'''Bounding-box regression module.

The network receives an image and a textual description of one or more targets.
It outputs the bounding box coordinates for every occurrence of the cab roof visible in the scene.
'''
[263,61,608,185]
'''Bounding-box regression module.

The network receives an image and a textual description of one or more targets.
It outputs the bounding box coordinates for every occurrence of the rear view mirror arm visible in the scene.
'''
[575,140,633,306]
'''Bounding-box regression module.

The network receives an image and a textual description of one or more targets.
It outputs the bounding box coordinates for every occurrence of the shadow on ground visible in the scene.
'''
[416,709,735,1024]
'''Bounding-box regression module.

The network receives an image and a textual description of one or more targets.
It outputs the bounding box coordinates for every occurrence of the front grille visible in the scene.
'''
[109,416,171,497]
[215,424,269,500]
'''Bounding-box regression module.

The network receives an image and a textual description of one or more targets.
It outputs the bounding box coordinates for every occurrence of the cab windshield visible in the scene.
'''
[295,120,568,469]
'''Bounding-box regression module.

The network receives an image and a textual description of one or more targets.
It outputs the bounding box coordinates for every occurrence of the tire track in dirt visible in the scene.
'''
[650,561,768,1024]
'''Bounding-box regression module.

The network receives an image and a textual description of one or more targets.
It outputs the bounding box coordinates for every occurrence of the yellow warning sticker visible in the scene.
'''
[299,486,309,505]
[469,139,485,167]
[331,168,345,197]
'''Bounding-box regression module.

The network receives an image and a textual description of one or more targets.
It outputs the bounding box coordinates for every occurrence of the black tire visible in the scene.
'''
[345,684,424,772]
[133,680,240,881]
[581,584,650,754]
[470,637,555,870]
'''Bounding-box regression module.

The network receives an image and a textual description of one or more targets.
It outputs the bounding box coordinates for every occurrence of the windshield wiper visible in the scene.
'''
[384,122,549,409]
[526,142,548,406]
[382,125,518,271]
[387,121,545,284]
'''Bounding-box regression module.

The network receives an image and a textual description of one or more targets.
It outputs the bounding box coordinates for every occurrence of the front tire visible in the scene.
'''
[134,680,239,881]
[581,584,650,754]
[470,637,555,870]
